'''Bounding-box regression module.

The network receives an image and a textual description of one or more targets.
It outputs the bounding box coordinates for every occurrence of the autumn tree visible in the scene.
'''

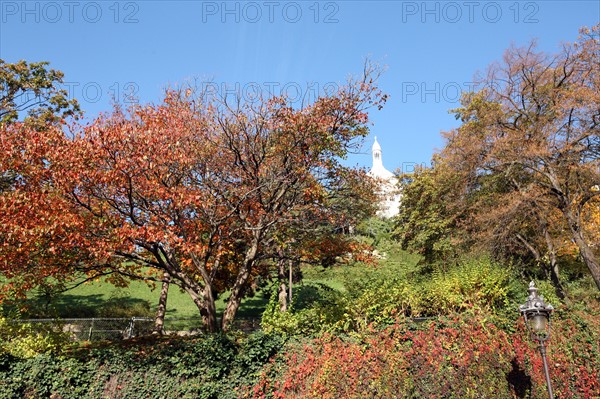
[0,65,386,331]
[1,60,81,193]
[0,123,93,300]
[197,71,385,329]
[435,25,600,289]
[267,166,379,311]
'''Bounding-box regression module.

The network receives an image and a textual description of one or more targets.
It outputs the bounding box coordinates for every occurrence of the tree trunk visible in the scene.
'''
[516,233,541,263]
[153,272,170,334]
[221,264,251,332]
[184,285,217,332]
[542,226,566,299]
[222,236,260,331]
[277,258,288,312]
[221,269,250,332]
[189,252,219,332]
[565,206,600,290]
[202,282,218,333]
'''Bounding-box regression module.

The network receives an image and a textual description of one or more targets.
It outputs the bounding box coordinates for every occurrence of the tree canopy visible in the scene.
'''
[0,59,80,129]
[0,64,385,331]
[395,24,600,291]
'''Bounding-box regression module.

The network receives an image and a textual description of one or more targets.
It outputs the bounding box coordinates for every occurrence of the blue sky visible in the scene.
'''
[1,1,598,171]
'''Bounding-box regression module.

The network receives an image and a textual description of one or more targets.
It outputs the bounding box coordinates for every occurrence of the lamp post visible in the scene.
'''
[519,281,555,399]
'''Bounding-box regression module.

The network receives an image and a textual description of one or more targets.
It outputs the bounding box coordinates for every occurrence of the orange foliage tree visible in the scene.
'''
[0,65,385,331]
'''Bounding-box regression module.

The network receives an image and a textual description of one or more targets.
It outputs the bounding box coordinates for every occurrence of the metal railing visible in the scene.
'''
[12,317,154,341]
[9,316,261,341]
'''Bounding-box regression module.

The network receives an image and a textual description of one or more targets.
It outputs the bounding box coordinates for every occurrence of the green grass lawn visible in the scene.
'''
[54,279,201,319]
[17,266,350,321]
[10,245,421,325]
[19,277,271,321]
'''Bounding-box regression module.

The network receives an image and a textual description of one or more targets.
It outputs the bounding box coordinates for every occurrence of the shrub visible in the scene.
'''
[421,256,512,314]
[0,354,99,399]
[261,284,346,336]
[512,304,600,399]
[0,316,72,358]
[263,256,517,335]
[248,308,600,399]
[0,331,287,399]
[335,255,515,331]
[248,314,516,399]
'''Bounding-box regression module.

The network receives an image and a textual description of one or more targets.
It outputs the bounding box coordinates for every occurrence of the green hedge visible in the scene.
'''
[0,333,285,399]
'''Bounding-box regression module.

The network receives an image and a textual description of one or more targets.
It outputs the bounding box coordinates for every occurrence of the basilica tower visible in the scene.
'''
[368,137,400,218]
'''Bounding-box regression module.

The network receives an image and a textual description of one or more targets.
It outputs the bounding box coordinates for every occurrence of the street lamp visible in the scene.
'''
[519,281,555,399]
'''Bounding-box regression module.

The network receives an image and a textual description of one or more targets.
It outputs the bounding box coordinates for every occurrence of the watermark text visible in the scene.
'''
[1,1,140,23]
[401,1,539,24]
[200,1,339,23]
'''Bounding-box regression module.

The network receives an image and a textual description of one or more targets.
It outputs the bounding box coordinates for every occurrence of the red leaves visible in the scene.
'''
[1,68,385,329]
[247,312,600,399]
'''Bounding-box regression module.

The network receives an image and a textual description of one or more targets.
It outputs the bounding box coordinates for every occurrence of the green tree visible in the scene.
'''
[392,160,468,264]
[0,59,80,129]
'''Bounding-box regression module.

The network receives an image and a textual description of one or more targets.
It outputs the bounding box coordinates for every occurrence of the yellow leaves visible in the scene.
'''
[583,198,600,247]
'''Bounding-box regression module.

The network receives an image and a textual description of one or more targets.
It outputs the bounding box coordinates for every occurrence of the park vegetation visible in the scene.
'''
[0,25,599,399]
[394,25,600,294]
[1,61,383,332]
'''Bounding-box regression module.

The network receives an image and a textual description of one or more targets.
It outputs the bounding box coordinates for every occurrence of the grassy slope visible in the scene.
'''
[20,277,271,320]
[302,241,422,288]
[13,240,421,322]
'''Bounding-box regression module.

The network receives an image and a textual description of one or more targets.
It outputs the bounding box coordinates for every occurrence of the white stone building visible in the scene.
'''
[368,137,400,218]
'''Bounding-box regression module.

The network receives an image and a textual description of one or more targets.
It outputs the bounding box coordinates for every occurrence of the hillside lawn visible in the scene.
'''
[11,244,421,325]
